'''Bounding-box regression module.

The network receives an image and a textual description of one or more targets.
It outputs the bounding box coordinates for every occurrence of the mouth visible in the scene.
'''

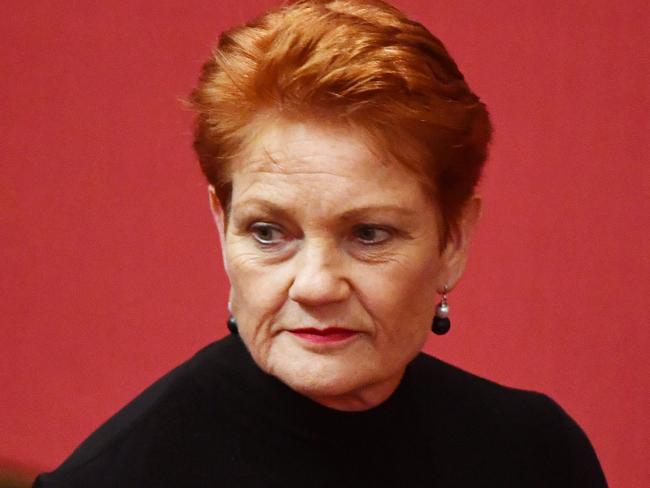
[288,327,359,344]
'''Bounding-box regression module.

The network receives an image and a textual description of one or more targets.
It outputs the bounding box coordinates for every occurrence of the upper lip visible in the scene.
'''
[290,327,357,335]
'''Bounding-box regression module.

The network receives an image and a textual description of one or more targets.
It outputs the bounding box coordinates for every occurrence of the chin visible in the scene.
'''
[270,348,374,399]
[245,332,411,409]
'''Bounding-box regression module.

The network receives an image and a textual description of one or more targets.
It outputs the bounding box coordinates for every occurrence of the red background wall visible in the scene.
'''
[1,1,648,485]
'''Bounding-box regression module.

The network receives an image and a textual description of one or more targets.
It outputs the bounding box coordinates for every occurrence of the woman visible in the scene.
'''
[34,0,607,486]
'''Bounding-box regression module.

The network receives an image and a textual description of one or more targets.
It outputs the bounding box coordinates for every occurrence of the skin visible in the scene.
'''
[210,120,479,411]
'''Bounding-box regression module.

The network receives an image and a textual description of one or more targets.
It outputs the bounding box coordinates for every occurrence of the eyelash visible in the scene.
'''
[249,222,286,247]
[248,221,395,249]
[351,224,394,246]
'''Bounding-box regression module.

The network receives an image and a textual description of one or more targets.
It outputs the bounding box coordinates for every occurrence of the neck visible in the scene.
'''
[305,370,405,412]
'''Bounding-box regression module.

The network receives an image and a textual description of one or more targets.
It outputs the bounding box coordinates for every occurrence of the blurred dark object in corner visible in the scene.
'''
[0,458,37,488]
[0,473,33,488]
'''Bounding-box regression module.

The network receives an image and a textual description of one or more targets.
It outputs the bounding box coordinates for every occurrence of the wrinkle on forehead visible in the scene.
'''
[237,152,393,189]
[229,120,434,217]
[234,120,388,175]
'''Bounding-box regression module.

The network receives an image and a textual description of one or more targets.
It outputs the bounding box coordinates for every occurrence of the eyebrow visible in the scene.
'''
[229,199,293,222]
[338,206,418,220]
[231,198,418,221]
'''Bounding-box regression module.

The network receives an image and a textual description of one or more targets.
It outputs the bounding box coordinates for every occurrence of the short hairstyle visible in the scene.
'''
[191,0,492,244]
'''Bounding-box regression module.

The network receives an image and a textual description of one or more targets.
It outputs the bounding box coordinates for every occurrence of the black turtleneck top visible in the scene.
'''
[34,334,607,487]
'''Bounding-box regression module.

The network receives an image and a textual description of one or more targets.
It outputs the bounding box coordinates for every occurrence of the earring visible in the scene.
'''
[432,285,451,335]
[226,299,238,335]
[227,315,239,335]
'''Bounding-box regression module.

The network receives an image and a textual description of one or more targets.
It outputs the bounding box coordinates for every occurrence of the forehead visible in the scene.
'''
[227,121,442,238]
[236,121,378,175]
[231,121,426,202]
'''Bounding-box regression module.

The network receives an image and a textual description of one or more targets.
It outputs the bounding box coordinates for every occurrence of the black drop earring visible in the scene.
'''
[227,315,239,335]
[432,286,451,335]
[226,299,238,335]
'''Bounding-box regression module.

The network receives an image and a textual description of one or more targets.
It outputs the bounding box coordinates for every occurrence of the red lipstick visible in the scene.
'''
[289,327,358,344]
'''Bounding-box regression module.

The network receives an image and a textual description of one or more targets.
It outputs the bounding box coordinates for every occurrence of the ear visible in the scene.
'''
[208,185,230,277]
[438,195,482,291]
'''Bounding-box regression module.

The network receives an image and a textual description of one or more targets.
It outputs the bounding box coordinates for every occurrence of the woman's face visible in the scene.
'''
[213,121,465,411]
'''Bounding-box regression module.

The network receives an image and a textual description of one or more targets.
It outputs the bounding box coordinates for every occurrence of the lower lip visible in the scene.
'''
[289,330,359,344]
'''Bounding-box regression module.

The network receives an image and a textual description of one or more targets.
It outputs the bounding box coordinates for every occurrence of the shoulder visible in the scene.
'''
[408,352,564,443]
[410,352,557,416]
[34,336,240,487]
[408,353,608,486]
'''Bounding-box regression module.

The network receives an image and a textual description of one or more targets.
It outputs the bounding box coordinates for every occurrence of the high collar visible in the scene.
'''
[190,334,422,443]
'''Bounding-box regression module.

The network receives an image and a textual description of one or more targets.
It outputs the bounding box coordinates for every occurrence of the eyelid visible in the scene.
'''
[352,224,394,245]
[250,221,281,230]
[249,221,286,245]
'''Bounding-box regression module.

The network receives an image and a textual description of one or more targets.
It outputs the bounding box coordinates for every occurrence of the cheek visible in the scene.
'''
[228,258,290,327]
[360,257,440,331]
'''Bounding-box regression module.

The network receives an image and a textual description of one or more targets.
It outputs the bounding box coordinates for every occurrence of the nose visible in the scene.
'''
[288,239,351,307]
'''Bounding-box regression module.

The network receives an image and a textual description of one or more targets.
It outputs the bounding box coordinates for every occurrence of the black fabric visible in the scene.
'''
[34,335,607,487]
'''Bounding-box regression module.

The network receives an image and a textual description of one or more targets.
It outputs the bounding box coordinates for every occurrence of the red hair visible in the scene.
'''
[191,0,492,242]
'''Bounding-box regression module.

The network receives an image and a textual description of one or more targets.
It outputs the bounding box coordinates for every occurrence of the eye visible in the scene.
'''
[352,224,392,245]
[250,222,285,246]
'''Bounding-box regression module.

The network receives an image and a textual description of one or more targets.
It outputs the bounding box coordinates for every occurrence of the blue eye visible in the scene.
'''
[250,222,284,245]
[353,225,392,245]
